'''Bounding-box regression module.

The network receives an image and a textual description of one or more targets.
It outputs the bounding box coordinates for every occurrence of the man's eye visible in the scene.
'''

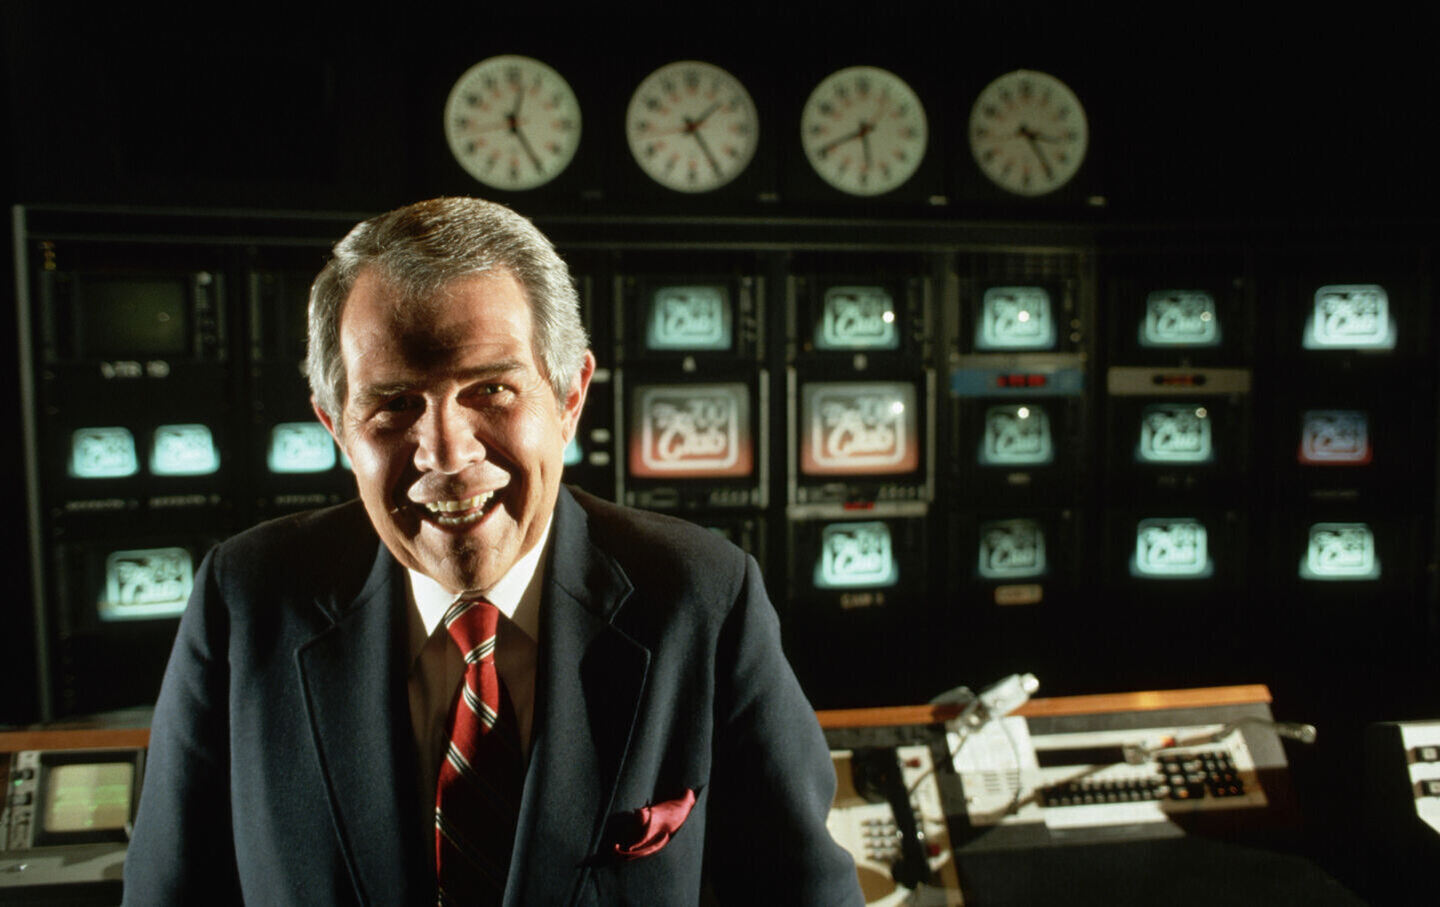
[380,397,419,413]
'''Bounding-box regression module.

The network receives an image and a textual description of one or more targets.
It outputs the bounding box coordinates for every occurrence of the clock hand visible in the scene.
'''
[692,128,723,176]
[1017,124,1054,180]
[816,126,864,156]
[816,120,874,156]
[691,101,722,126]
[514,126,544,173]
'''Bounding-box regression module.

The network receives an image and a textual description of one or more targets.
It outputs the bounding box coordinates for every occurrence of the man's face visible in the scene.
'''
[317,267,593,595]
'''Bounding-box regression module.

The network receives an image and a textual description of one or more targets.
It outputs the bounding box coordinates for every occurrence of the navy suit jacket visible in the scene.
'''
[123,487,863,905]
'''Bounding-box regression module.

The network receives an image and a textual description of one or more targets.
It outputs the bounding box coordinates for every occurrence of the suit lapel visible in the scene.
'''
[296,542,428,905]
[505,488,651,907]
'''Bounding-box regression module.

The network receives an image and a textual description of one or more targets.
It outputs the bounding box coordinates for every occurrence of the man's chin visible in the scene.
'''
[414,532,515,596]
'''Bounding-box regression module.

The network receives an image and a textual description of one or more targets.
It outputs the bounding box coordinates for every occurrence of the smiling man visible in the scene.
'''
[123,198,863,906]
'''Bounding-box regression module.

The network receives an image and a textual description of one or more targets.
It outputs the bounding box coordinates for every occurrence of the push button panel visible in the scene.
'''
[2,752,41,852]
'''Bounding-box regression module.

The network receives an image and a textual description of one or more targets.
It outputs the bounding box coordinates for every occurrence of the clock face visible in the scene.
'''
[443,55,582,191]
[800,66,928,196]
[969,70,1088,197]
[626,61,759,193]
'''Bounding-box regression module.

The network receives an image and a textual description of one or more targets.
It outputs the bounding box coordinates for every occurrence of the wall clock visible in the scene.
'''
[625,60,759,193]
[800,65,928,196]
[443,55,582,191]
[969,69,1087,197]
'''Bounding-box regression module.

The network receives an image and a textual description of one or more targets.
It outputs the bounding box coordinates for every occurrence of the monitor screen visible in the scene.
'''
[563,435,584,467]
[42,762,134,834]
[814,285,900,351]
[98,546,194,621]
[979,403,1054,466]
[1139,289,1221,348]
[69,427,139,479]
[977,518,1048,580]
[1303,284,1396,350]
[976,286,1056,351]
[1299,410,1371,465]
[628,382,753,479]
[643,284,733,352]
[1300,522,1380,580]
[1136,403,1215,464]
[268,422,339,474]
[812,520,900,590]
[799,380,919,476]
[1130,517,1213,578]
[150,423,220,476]
[78,278,189,358]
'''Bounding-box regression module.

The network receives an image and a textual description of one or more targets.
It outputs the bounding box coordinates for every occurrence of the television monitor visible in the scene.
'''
[97,546,195,621]
[813,520,901,590]
[1103,387,1249,498]
[788,256,930,361]
[267,421,339,474]
[8,748,146,849]
[40,268,225,364]
[621,377,763,510]
[799,380,919,477]
[1136,402,1214,465]
[618,269,760,364]
[949,353,1088,506]
[1130,516,1215,579]
[1139,289,1222,349]
[813,285,900,352]
[978,403,1055,467]
[975,285,1057,351]
[1100,262,1250,368]
[1298,409,1372,466]
[643,284,734,352]
[1300,521,1381,581]
[977,517,1049,581]
[68,427,139,479]
[950,509,1079,608]
[791,373,931,509]
[789,515,927,610]
[1303,284,1396,351]
[78,278,189,358]
[150,423,220,476]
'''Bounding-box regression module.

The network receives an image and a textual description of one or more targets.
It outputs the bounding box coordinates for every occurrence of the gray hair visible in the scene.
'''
[306,196,589,424]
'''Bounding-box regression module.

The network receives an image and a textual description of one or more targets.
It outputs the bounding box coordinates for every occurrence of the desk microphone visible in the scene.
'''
[933,673,1041,729]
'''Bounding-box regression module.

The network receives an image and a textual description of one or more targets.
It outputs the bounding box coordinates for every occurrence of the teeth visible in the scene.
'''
[422,492,493,525]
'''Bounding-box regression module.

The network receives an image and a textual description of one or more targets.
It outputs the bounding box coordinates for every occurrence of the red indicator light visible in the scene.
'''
[841,501,876,511]
[996,373,1048,389]
[1152,373,1206,387]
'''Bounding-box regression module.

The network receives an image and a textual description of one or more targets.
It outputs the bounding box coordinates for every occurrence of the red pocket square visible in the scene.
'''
[611,788,697,860]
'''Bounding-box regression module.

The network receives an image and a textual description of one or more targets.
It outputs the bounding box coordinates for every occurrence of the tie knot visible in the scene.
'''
[443,598,500,663]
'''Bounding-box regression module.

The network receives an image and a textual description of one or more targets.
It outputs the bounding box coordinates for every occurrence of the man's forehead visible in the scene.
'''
[342,267,529,331]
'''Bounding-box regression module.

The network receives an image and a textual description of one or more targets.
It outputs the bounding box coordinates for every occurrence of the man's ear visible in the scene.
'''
[561,350,596,442]
[313,396,343,448]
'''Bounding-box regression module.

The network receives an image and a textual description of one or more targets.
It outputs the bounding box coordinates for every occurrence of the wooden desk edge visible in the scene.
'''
[0,728,151,753]
[2,685,1273,747]
[816,684,1273,729]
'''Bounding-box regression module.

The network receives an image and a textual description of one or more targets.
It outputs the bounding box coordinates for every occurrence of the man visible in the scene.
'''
[124,197,864,905]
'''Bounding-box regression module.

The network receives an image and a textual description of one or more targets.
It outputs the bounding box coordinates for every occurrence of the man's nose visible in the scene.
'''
[414,400,483,473]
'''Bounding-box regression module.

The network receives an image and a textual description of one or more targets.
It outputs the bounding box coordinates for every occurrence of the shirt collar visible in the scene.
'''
[406,517,551,658]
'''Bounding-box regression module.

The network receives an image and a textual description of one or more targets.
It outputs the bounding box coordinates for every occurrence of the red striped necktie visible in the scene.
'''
[435,598,524,906]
